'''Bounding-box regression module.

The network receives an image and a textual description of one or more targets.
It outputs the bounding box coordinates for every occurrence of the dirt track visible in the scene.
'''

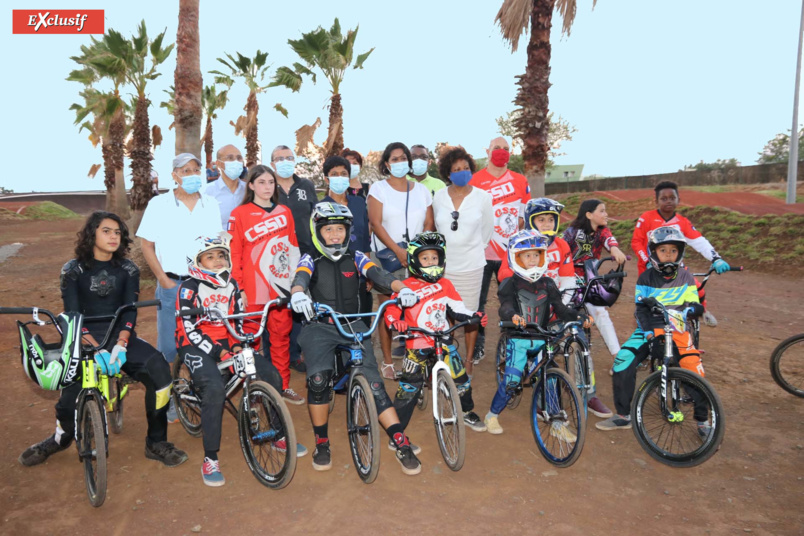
[598,188,804,216]
[0,218,802,536]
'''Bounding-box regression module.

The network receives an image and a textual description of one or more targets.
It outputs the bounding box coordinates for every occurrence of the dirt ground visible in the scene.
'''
[0,217,802,536]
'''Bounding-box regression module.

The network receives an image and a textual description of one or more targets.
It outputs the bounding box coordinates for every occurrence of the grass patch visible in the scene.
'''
[757,190,804,203]
[686,185,732,194]
[23,202,81,221]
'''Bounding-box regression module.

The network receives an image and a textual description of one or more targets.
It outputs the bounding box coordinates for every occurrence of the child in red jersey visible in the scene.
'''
[228,165,302,404]
[632,181,731,326]
[385,232,489,433]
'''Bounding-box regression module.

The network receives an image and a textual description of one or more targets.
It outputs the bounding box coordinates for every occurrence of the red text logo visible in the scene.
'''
[12,10,104,34]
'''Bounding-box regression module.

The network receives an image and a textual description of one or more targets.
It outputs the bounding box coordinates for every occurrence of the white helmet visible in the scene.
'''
[507,229,550,282]
[188,234,232,287]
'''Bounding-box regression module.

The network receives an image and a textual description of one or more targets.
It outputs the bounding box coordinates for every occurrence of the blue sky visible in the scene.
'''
[3,0,803,193]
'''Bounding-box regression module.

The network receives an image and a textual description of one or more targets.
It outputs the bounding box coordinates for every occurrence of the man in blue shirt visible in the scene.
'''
[205,144,246,228]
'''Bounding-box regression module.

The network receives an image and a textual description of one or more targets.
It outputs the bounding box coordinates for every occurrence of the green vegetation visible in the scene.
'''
[20,202,81,221]
[756,189,804,203]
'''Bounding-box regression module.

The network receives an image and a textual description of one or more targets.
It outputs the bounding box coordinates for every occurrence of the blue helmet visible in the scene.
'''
[524,198,564,244]
[507,229,551,282]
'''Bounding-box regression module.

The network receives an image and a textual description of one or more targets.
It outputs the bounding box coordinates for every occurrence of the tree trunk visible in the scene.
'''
[101,141,115,212]
[174,0,203,158]
[204,116,213,168]
[126,209,154,280]
[129,94,154,211]
[514,0,554,198]
[327,93,344,157]
[109,106,130,220]
[245,91,259,167]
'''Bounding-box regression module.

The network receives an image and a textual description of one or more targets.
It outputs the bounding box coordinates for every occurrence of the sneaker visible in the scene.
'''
[392,344,406,359]
[145,440,189,467]
[289,359,307,373]
[381,363,400,380]
[463,411,487,432]
[595,414,632,431]
[395,445,422,476]
[167,399,179,424]
[282,388,305,406]
[312,441,332,471]
[387,439,422,455]
[19,435,72,467]
[472,343,486,366]
[275,438,308,458]
[702,311,718,327]
[587,397,613,419]
[484,414,503,435]
[697,421,713,439]
[549,421,577,443]
[201,457,225,487]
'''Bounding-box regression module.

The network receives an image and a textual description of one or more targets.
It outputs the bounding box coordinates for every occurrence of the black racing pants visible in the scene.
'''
[178,344,282,454]
[56,332,172,445]
[394,345,474,430]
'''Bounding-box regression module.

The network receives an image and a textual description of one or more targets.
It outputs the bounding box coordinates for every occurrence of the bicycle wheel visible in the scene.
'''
[172,357,202,437]
[770,334,804,398]
[238,381,297,489]
[530,369,586,468]
[346,374,381,483]
[108,378,124,435]
[495,333,521,409]
[563,339,590,410]
[416,384,428,411]
[77,396,107,507]
[632,368,725,467]
[434,369,466,471]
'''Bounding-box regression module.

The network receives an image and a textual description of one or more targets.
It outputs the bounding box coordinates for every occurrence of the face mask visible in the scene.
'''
[223,161,244,180]
[180,175,203,194]
[490,149,510,167]
[328,176,350,195]
[411,159,428,176]
[389,161,410,178]
[450,170,472,187]
[275,160,295,178]
[349,164,361,179]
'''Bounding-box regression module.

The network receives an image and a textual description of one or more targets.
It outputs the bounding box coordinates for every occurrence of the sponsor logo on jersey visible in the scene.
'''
[245,214,288,242]
[413,283,443,300]
[342,271,356,278]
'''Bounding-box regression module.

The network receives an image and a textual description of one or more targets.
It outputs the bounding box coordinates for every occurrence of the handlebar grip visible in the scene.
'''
[176,307,206,318]
[601,271,627,280]
[276,296,290,307]
[0,307,36,315]
[730,266,744,272]
[134,300,161,309]
[500,321,518,329]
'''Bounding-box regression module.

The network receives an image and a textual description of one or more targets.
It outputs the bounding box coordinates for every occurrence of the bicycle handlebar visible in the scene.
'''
[693,266,744,277]
[176,297,289,343]
[314,299,400,341]
[402,316,481,339]
[499,320,582,338]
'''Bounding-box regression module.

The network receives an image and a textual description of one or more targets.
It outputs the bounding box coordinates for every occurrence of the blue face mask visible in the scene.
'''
[328,176,350,195]
[181,175,203,194]
[223,161,244,180]
[389,161,410,178]
[450,170,472,187]
[349,164,361,179]
[275,160,295,179]
[411,159,428,176]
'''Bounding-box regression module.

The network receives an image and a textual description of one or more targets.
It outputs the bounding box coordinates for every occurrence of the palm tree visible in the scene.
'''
[281,18,374,157]
[211,51,301,167]
[201,83,231,169]
[174,0,203,158]
[92,21,174,212]
[495,0,593,196]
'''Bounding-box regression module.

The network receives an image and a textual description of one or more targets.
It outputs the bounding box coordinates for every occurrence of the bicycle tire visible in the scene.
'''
[495,333,521,409]
[632,368,725,467]
[416,384,428,411]
[172,357,202,437]
[530,368,586,468]
[563,338,590,411]
[108,378,124,435]
[78,397,107,507]
[434,369,466,471]
[238,381,297,489]
[769,334,804,398]
[346,374,381,483]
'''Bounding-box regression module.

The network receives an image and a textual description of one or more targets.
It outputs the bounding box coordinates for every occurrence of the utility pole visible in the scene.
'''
[788,0,804,204]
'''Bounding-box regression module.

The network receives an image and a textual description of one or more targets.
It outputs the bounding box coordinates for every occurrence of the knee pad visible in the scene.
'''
[370,379,393,414]
[307,370,333,405]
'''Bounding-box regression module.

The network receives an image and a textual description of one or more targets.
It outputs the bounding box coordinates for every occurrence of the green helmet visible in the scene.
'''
[18,312,82,391]
[406,232,446,283]
[310,202,353,261]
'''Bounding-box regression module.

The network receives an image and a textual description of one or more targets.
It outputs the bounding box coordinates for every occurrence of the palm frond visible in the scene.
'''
[274,103,289,118]
[353,47,374,69]
[495,0,531,52]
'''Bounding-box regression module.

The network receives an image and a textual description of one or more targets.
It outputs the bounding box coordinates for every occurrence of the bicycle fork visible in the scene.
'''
[659,327,684,423]
[430,346,454,424]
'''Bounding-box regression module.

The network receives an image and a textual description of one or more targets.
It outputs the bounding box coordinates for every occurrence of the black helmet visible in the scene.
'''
[648,226,687,276]
[524,197,564,244]
[406,232,446,283]
[311,202,353,261]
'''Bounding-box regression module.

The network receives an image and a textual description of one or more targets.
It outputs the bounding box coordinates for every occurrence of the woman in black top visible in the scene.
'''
[18,212,188,468]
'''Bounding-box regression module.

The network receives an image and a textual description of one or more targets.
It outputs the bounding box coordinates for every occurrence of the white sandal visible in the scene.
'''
[381,363,399,380]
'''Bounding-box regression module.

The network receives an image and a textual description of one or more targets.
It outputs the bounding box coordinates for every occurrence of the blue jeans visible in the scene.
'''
[155,279,180,364]
[489,337,545,415]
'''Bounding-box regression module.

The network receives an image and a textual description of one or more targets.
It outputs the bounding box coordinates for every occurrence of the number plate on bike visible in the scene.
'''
[667,310,687,333]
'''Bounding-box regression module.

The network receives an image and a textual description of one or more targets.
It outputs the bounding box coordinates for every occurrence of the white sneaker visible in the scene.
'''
[484,414,503,435]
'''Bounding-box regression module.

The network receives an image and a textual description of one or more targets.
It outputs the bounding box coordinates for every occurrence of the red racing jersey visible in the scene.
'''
[562,225,620,278]
[229,203,300,305]
[175,278,242,359]
[632,210,720,275]
[385,276,476,350]
[470,168,530,261]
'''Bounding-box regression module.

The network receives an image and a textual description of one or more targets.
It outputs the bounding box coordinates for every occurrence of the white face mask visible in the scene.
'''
[349,164,361,179]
